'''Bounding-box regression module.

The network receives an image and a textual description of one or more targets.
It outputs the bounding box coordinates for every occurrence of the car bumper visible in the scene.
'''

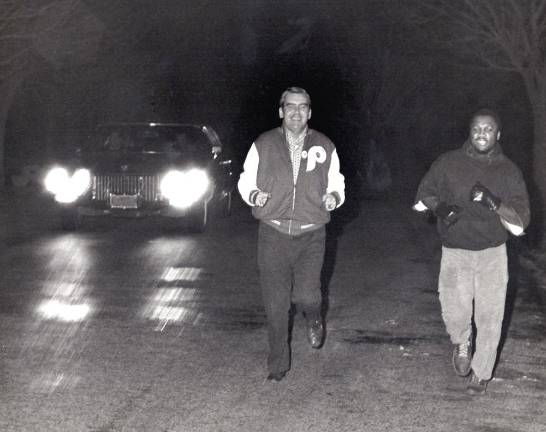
[73,201,207,218]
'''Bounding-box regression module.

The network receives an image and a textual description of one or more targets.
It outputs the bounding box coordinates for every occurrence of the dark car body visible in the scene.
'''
[44,122,234,231]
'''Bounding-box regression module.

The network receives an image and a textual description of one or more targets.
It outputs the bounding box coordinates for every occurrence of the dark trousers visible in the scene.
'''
[257,222,325,374]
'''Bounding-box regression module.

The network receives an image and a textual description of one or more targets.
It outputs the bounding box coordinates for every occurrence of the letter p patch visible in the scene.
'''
[304,146,327,172]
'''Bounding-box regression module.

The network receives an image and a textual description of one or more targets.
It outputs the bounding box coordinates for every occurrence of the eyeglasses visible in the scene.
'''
[283,103,310,113]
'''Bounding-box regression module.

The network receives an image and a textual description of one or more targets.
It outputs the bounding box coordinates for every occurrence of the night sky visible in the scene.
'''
[5,0,534,192]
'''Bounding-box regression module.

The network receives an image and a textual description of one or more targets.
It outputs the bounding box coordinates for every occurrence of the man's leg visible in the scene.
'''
[438,247,474,344]
[292,227,326,347]
[257,223,292,376]
[439,247,475,376]
[472,244,508,381]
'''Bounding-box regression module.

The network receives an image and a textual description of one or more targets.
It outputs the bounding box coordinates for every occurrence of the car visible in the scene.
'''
[43,122,235,232]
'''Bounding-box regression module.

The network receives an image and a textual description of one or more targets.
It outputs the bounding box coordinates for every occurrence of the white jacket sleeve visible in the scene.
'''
[327,149,345,207]
[237,143,260,206]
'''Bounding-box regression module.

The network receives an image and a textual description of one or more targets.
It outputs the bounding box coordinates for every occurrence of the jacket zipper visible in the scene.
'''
[288,132,304,236]
[288,185,296,235]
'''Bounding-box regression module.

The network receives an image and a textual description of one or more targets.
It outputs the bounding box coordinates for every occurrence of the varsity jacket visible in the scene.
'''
[238,127,345,236]
[414,140,530,251]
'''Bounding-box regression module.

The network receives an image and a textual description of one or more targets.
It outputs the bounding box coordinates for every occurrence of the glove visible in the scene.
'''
[470,182,501,211]
[435,201,462,227]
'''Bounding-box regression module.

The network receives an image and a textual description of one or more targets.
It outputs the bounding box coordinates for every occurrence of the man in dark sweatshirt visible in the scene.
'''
[238,87,345,382]
[414,108,530,394]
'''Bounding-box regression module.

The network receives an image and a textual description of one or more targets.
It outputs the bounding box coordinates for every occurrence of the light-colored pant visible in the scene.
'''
[439,244,508,380]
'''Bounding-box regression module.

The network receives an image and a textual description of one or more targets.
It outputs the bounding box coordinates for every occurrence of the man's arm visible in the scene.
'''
[238,144,262,206]
[470,180,529,236]
[325,149,345,208]
[497,204,525,236]
[413,159,463,228]
[413,156,444,212]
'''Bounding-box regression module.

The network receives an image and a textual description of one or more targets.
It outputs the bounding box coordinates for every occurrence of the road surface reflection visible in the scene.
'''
[20,231,209,393]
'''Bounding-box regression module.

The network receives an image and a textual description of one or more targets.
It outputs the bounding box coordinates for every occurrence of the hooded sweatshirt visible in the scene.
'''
[414,140,530,250]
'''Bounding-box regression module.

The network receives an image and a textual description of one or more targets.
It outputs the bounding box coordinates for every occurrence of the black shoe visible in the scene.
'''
[466,371,488,395]
[266,371,286,382]
[307,318,324,349]
[452,339,472,377]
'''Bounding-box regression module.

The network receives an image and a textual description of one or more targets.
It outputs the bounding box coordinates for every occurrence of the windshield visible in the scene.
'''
[91,124,212,158]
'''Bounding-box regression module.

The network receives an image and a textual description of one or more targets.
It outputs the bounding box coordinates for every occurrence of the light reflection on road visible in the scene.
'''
[161,266,203,282]
[25,235,95,393]
[35,236,95,323]
[37,297,92,322]
[144,269,205,331]
[14,231,215,393]
[139,237,207,331]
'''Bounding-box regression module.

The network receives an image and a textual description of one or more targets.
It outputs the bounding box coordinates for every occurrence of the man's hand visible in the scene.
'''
[323,193,337,211]
[435,201,462,227]
[249,189,271,207]
[255,191,271,207]
[470,182,501,211]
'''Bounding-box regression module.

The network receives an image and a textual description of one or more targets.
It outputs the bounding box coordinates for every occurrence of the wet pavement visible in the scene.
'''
[0,187,545,432]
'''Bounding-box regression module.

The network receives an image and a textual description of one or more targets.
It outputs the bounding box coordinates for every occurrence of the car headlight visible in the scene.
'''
[44,167,91,203]
[160,168,210,209]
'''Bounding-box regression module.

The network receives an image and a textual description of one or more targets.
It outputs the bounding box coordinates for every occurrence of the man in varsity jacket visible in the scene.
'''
[238,87,345,382]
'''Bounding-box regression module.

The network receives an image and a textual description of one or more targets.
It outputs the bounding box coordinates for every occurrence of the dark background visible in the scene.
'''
[4,0,534,196]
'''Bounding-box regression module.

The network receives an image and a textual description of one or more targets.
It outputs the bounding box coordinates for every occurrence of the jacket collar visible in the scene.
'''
[278,126,314,137]
[463,139,503,162]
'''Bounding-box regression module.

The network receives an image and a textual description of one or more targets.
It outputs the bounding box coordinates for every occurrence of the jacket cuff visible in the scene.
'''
[249,189,260,205]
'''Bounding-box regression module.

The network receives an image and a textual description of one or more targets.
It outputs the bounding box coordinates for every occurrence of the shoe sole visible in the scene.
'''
[310,340,324,349]
[452,358,471,377]
[466,372,488,394]
[466,385,487,395]
[266,372,287,382]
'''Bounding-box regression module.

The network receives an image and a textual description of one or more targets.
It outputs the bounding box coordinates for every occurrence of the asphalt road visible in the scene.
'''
[1,188,545,432]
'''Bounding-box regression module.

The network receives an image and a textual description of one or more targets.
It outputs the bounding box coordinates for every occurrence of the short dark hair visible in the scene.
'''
[471,108,502,130]
[279,87,311,107]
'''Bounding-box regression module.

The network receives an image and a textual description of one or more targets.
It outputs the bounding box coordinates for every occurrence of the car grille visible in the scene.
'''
[92,175,160,202]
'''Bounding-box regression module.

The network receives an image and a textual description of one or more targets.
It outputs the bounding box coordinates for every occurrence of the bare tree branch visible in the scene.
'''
[405,0,546,79]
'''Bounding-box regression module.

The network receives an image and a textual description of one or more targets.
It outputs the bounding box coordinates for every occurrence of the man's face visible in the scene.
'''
[470,115,500,154]
[279,92,312,134]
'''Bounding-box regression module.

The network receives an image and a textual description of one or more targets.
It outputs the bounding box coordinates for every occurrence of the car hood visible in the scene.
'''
[78,152,209,175]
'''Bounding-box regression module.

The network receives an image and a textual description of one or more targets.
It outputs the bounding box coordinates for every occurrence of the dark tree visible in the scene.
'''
[0,0,104,186]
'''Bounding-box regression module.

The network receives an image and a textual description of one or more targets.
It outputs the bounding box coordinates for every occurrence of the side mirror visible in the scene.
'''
[211,145,222,159]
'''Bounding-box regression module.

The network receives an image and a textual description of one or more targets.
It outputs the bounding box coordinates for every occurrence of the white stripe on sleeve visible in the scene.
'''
[237,143,260,206]
[327,149,345,207]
